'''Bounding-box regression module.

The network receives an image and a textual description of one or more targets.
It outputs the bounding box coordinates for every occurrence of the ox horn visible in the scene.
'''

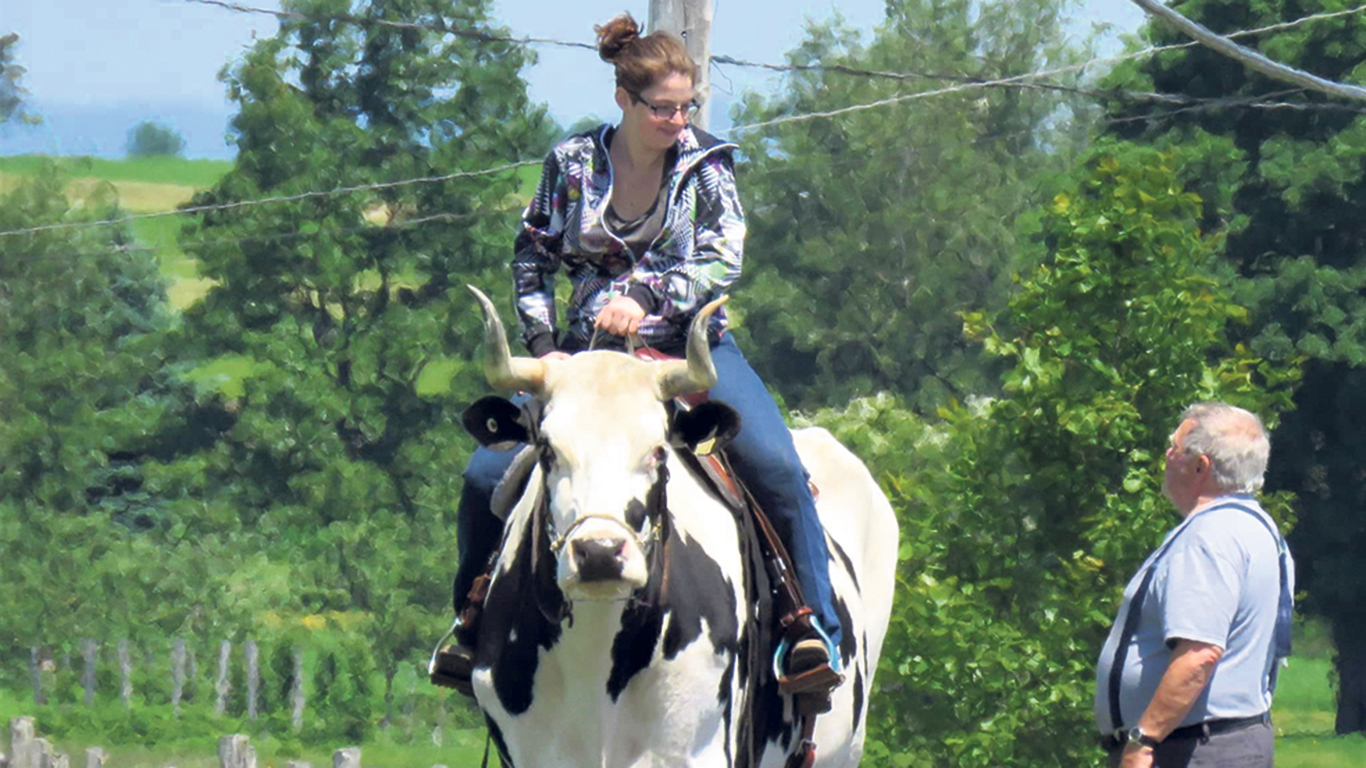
[467,285,547,394]
[654,296,729,402]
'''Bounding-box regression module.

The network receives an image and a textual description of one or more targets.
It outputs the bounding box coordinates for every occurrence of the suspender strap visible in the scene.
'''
[1106,500,1291,732]
[1108,529,1186,731]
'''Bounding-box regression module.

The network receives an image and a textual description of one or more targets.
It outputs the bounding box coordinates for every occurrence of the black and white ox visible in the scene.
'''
[463,287,898,768]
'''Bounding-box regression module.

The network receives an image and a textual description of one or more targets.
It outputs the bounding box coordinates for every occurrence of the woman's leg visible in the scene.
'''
[706,334,843,652]
[452,443,521,613]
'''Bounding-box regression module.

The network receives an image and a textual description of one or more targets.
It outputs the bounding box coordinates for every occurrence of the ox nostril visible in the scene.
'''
[571,537,627,582]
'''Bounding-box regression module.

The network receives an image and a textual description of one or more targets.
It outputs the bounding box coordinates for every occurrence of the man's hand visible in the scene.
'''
[595,296,645,337]
[1120,743,1154,768]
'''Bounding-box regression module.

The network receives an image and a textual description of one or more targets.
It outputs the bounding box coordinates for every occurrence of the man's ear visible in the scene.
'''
[462,396,531,449]
[670,402,741,456]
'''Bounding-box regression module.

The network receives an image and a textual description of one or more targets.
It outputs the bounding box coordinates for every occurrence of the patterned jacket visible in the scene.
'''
[512,124,745,356]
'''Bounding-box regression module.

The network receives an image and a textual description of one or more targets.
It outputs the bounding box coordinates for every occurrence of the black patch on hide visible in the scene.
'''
[851,661,865,732]
[475,509,565,716]
[624,498,647,532]
[829,535,861,595]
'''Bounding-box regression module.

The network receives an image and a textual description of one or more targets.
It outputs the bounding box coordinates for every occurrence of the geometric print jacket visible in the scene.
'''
[512,123,744,356]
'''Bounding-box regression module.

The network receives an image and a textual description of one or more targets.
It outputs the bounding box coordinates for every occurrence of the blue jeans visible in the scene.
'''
[452,334,842,649]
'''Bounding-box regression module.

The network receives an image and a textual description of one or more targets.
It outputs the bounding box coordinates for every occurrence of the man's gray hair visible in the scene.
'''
[1179,402,1271,493]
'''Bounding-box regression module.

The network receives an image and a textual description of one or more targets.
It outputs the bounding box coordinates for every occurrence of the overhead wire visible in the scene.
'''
[722,4,1366,135]
[0,4,1360,240]
[0,160,538,239]
[186,0,598,51]
[189,0,1366,88]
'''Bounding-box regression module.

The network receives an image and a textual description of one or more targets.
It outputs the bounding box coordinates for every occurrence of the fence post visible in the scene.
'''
[28,649,45,707]
[29,739,55,768]
[214,641,231,717]
[84,748,106,768]
[290,648,305,734]
[244,640,258,721]
[117,640,132,708]
[82,640,97,706]
[332,747,360,768]
[41,749,66,768]
[171,638,186,717]
[218,735,255,768]
[9,718,36,768]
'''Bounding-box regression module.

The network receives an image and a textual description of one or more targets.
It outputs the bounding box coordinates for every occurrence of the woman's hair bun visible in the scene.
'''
[595,13,641,63]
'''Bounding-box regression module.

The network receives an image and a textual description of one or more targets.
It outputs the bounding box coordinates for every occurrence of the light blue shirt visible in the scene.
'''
[1094,495,1294,734]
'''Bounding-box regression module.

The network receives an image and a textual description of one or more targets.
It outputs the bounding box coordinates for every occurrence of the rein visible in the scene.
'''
[527,442,674,627]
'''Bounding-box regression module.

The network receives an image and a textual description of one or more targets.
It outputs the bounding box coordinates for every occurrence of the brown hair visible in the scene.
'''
[594,13,699,94]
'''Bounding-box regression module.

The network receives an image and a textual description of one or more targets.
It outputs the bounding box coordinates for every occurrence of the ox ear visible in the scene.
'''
[670,402,741,457]
[462,396,532,448]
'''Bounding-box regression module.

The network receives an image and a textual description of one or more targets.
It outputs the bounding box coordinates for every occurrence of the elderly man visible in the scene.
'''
[1095,403,1295,768]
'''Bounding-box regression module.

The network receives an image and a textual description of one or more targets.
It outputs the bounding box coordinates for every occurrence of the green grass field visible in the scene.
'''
[4,622,1362,767]
[0,155,233,187]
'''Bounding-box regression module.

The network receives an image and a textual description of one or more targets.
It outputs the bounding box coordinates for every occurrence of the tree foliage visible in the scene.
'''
[0,164,231,658]
[805,144,1298,766]
[730,0,1098,413]
[125,121,187,157]
[1,32,29,125]
[156,0,558,719]
[1102,0,1366,733]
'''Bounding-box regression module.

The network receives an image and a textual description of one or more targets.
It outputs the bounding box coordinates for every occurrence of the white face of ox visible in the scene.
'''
[537,352,673,602]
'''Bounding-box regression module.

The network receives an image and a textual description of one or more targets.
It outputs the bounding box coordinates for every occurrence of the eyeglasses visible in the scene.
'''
[626,90,701,121]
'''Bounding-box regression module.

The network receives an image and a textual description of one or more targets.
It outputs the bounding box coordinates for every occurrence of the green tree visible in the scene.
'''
[0,165,228,678]
[126,120,186,157]
[807,144,1297,766]
[1100,0,1366,733]
[730,0,1098,413]
[167,0,558,722]
[1,32,30,124]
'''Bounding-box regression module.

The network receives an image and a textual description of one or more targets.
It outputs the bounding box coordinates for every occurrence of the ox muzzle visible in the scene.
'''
[550,511,661,601]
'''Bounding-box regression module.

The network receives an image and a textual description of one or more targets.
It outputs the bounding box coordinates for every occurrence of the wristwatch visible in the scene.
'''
[1127,726,1161,749]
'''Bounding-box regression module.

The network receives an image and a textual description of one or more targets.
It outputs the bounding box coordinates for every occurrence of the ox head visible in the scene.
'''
[464,287,737,604]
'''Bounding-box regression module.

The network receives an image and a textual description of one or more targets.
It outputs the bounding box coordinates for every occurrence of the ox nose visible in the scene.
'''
[571,536,627,582]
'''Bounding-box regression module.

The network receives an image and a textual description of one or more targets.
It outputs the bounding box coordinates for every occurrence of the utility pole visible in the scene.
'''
[648,0,713,131]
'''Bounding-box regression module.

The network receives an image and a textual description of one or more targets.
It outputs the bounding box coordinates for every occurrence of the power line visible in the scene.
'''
[2,5,1358,240]
[0,160,538,239]
[54,205,524,265]
[969,93,1366,147]
[187,0,597,51]
[722,4,1366,136]
[191,0,1366,89]
[1132,0,1366,102]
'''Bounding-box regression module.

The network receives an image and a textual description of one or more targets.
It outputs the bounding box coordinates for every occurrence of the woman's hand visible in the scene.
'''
[595,296,646,337]
[540,350,571,361]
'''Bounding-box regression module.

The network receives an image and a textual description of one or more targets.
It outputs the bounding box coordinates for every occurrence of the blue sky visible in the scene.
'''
[2,0,1148,158]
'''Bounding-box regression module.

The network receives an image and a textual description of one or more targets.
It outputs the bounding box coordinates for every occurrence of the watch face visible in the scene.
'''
[1128,727,1158,747]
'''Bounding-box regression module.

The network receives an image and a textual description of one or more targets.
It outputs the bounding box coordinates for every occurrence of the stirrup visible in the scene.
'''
[427,618,476,696]
[774,621,843,701]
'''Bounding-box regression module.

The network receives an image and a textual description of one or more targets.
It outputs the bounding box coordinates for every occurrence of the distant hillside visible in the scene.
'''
[0,154,231,309]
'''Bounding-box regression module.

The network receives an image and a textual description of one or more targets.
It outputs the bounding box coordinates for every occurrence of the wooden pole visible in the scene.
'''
[648,0,714,131]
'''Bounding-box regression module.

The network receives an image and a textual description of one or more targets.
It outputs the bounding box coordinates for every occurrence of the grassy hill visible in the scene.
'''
[0,155,232,309]
[0,155,540,311]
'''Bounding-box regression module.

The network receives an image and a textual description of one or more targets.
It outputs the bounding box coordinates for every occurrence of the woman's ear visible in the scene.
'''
[614,86,632,113]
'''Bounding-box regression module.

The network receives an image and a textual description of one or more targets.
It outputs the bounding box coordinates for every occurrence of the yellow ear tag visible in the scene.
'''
[695,437,717,456]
